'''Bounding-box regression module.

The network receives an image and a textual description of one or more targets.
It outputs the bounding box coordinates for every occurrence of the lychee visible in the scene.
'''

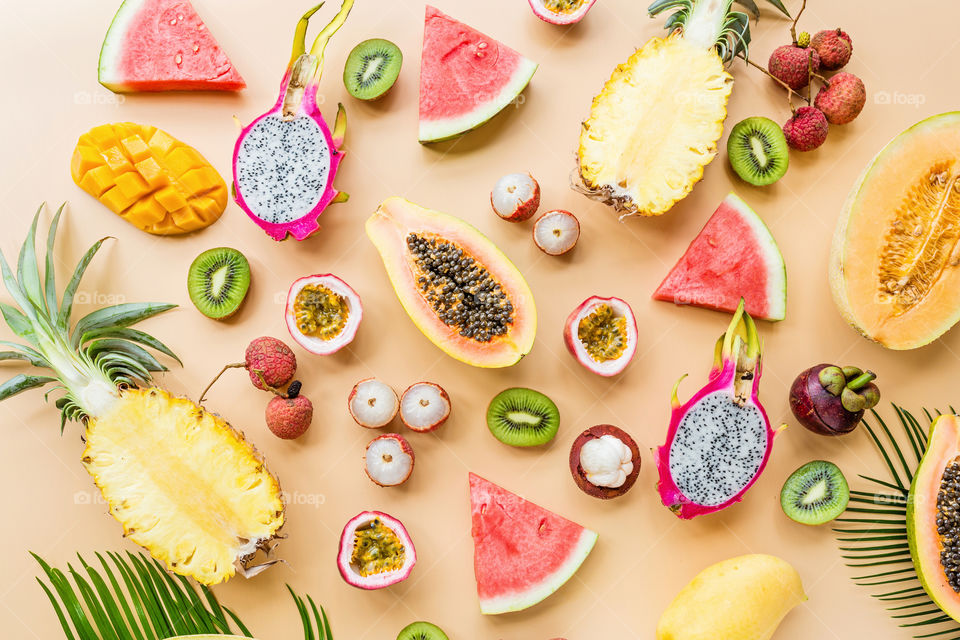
[491,173,540,222]
[348,378,399,428]
[814,72,866,125]
[783,107,829,152]
[810,29,852,71]
[768,44,820,90]
[399,382,451,432]
[533,210,580,256]
[244,336,297,390]
[266,394,313,439]
[364,433,414,486]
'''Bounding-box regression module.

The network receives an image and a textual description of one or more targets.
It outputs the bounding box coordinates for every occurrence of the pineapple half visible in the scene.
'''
[0,205,283,585]
[576,0,790,217]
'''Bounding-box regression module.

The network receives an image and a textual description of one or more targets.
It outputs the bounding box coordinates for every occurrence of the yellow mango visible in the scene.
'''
[71,122,227,235]
[656,554,806,640]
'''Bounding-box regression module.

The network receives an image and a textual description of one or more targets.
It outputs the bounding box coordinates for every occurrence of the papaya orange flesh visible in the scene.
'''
[71,122,227,235]
[366,197,536,368]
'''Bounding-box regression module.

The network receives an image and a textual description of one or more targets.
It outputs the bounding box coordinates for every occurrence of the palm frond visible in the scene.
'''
[34,552,333,640]
[836,405,960,639]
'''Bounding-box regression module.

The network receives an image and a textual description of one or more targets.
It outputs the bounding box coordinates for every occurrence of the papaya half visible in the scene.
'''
[365,197,536,368]
[830,112,960,349]
[908,413,960,621]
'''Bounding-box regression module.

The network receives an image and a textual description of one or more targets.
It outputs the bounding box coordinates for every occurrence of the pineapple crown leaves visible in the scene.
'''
[0,204,179,427]
[649,0,790,62]
[835,404,960,639]
[33,550,334,640]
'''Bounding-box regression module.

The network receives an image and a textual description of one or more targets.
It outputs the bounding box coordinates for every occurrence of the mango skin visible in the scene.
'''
[656,554,806,640]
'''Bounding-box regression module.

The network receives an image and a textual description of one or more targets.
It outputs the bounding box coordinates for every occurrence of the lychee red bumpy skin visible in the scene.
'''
[810,29,852,70]
[232,2,353,241]
[768,44,820,90]
[783,106,828,152]
[656,300,778,519]
[265,394,313,439]
[245,336,297,390]
[814,72,866,125]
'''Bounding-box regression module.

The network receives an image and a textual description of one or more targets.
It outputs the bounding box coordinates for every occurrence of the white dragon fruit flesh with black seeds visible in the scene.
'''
[232,1,353,241]
[657,300,779,519]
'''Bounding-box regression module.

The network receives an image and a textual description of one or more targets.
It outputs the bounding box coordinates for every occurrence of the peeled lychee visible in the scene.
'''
[244,336,297,390]
[399,382,451,432]
[349,378,399,428]
[783,107,829,152]
[364,433,414,486]
[768,44,820,91]
[491,173,540,222]
[266,394,313,439]
[811,29,852,71]
[533,210,580,256]
[814,72,866,125]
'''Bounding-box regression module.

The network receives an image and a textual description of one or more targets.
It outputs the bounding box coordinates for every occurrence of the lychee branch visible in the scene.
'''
[789,0,807,44]
[738,54,810,107]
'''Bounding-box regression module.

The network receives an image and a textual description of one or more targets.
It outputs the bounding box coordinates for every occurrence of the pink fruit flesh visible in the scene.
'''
[400,382,451,432]
[656,300,777,519]
[285,274,362,355]
[232,2,352,241]
[349,378,399,428]
[534,209,580,255]
[364,434,414,486]
[491,172,540,222]
[337,510,416,589]
[563,296,637,377]
[528,0,598,24]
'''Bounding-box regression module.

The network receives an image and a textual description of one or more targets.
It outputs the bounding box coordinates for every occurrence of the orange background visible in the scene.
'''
[0,0,953,638]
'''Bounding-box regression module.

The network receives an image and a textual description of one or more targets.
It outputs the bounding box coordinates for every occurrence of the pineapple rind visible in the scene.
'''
[577,36,732,216]
[82,387,284,585]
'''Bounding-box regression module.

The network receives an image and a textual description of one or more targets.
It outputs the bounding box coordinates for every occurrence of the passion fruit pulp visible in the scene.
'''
[563,296,637,376]
[285,274,362,354]
[337,510,416,589]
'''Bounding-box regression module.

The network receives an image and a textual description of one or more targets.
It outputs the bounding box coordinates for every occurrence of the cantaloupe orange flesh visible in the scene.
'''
[71,122,227,235]
[831,113,960,349]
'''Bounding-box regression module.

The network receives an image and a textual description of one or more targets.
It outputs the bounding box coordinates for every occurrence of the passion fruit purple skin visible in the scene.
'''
[285,274,362,355]
[337,510,417,589]
[563,296,637,376]
[528,0,597,24]
[789,363,879,436]
[569,424,641,499]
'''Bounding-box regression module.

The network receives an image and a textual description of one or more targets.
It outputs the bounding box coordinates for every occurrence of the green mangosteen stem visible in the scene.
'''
[846,371,876,391]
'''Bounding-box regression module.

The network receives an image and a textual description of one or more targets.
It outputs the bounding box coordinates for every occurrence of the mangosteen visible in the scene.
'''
[789,364,880,436]
[569,425,641,499]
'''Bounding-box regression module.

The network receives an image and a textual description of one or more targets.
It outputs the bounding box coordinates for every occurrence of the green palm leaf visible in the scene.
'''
[836,405,960,639]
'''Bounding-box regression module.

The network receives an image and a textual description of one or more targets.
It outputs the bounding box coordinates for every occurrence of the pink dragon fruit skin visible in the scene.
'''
[656,300,779,519]
[232,2,352,241]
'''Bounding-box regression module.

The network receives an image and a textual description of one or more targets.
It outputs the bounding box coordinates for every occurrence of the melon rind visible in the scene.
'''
[479,528,598,615]
[419,58,538,144]
[98,0,145,92]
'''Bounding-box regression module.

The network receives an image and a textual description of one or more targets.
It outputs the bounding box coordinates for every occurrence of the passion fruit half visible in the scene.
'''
[569,424,641,499]
[285,274,362,355]
[337,511,416,589]
[563,296,637,376]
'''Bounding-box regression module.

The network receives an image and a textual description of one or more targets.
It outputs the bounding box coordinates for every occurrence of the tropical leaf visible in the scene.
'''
[34,552,333,640]
[58,237,110,332]
[836,405,960,639]
[72,304,177,347]
[44,204,64,317]
[17,206,46,313]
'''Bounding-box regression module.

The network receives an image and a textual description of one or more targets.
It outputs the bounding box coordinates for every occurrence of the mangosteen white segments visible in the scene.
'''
[285,274,362,355]
[563,296,638,377]
[534,209,580,255]
[400,382,451,432]
[364,434,414,486]
[337,510,416,589]
[580,435,633,488]
[491,172,540,222]
[349,378,399,428]
[528,0,597,24]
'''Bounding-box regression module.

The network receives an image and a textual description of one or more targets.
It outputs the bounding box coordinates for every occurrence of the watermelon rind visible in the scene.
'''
[479,528,598,615]
[418,57,538,144]
[98,0,145,92]
[726,192,787,322]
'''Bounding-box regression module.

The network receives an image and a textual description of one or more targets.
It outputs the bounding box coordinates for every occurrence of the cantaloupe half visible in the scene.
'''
[830,112,960,349]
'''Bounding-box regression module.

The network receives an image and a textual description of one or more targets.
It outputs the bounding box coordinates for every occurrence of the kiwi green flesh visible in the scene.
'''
[187,248,250,320]
[344,38,402,100]
[397,621,449,640]
[780,460,849,525]
[486,388,560,447]
[727,117,789,186]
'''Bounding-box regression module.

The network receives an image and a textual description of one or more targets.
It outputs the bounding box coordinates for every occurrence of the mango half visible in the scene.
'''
[656,554,806,640]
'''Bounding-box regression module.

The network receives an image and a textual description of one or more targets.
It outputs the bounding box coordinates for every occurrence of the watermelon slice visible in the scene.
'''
[469,473,597,614]
[653,193,787,321]
[99,0,245,92]
[419,6,538,143]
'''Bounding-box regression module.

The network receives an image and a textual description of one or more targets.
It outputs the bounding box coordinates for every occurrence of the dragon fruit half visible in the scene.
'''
[656,300,779,519]
[232,1,352,241]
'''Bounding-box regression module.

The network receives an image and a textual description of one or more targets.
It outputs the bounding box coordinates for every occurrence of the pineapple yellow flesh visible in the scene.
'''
[82,388,284,585]
[578,36,731,216]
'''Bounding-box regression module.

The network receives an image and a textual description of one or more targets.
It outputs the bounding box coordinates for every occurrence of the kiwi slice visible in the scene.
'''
[780,460,849,525]
[187,247,250,319]
[486,388,560,447]
[727,116,790,186]
[397,621,448,640]
[343,38,403,100]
